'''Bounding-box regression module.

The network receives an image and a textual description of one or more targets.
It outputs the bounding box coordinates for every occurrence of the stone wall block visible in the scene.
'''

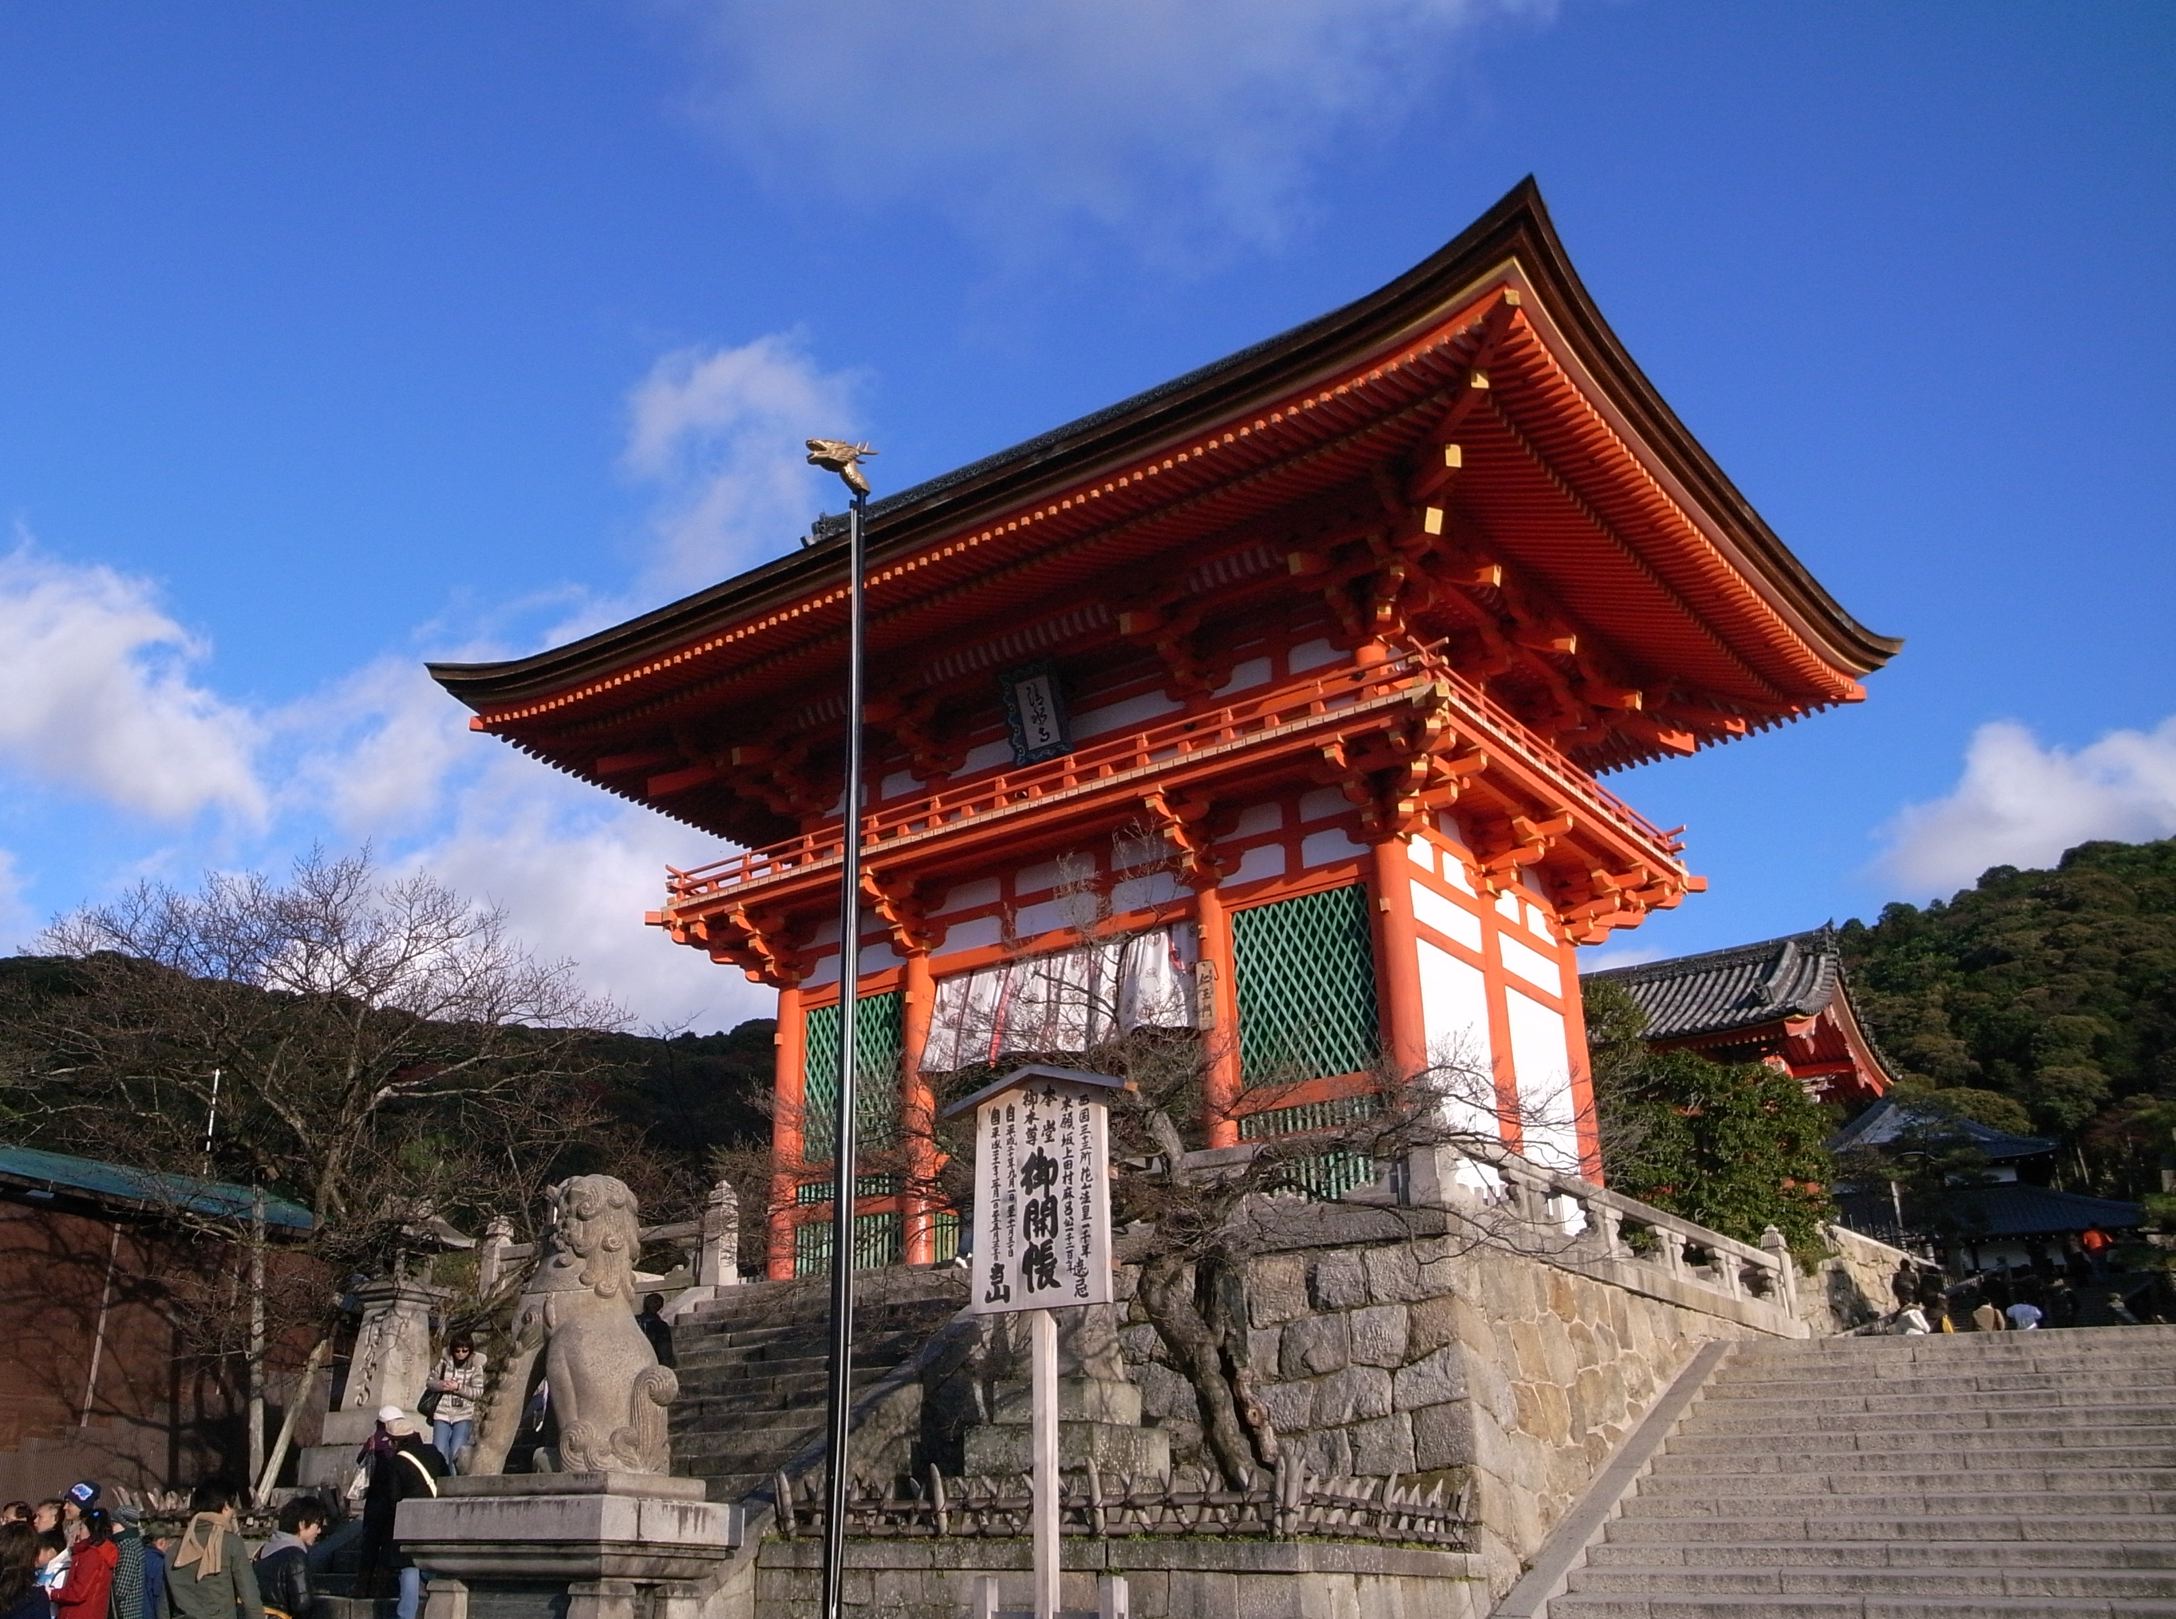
[1248,1255,1310,1326]
[1347,1410,1416,1476]
[1245,1326,1282,1371]
[1537,1316,1578,1391]
[1298,1424,1352,1478]
[1279,1312,1351,1378]
[1136,1359,1197,1423]
[1307,1251,1369,1311]
[1389,1345,1465,1410]
[1259,1377,1316,1434]
[1404,1293,1457,1359]
[1311,1364,1393,1426]
[1118,1323,1161,1364]
[1346,1304,1409,1369]
[1361,1242,1447,1305]
[1410,1400,1475,1471]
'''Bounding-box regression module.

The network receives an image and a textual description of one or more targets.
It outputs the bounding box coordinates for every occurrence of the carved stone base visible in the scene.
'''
[963,1377,1171,1481]
[399,1474,740,1619]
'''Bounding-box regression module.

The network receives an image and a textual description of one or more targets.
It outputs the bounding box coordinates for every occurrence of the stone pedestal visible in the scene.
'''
[398,1475,741,1619]
[963,1375,1171,1480]
[298,1277,450,1489]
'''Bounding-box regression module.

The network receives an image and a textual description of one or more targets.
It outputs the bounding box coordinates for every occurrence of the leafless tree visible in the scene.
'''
[4,847,634,1494]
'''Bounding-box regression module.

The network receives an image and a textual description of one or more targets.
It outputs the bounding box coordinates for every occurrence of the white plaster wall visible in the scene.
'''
[1412,881,1482,952]
[1497,931,1561,996]
[1505,988,1582,1173]
[1416,934,1498,1152]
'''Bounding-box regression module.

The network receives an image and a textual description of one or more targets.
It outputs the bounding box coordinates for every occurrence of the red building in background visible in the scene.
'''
[432,182,1898,1279]
[1586,927,1899,1106]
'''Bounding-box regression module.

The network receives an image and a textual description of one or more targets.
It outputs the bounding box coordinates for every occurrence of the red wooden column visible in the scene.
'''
[1194,882,1243,1149]
[1555,931,1604,1182]
[898,951,939,1264]
[1367,837,1429,1080]
[768,983,806,1282]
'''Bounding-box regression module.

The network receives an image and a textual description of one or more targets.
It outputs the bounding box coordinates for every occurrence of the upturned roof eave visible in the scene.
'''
[430,178,1899,715]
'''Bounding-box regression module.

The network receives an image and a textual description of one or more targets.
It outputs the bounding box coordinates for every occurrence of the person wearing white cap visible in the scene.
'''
[355,1409,447,1619]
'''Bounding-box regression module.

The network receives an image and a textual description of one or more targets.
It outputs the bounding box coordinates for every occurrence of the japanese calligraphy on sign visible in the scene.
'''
[999,662,1072,766]
[963,1069,1116,1316]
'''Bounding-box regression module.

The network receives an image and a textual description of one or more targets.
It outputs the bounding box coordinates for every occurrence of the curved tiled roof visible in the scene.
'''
[1827,1096,2056,1162]
[1586,927,1841,1041]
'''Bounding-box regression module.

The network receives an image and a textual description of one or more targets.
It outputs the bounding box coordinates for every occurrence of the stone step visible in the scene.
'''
[1680,1403,2176,1437]
[1568,1566,2176,1600]
[1684,1388,2176,1417]
[1601,1512,2176,1546]
[1648,1443,2176,1478]
[1548,1595,2176,1618]
[1705,1367,2176,1398]
[1734,1330,2176,1350]
[1585,1541,2176,1572]
[1618,1488,2176,1521]
[1665,1425,2176,1459]
[1628,1467,2176,1499]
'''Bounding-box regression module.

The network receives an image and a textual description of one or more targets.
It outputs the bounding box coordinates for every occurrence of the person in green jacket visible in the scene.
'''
[164,1482,263,1619]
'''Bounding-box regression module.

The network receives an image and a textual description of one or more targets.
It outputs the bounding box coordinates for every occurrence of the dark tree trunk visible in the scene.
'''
[1138,1253,1275,1489]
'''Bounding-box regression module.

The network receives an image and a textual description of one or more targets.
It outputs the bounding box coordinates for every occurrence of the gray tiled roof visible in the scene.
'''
[1839,1180,2140,1239]
[1827,1096,2056,1161]
[1586,927,1841,1041]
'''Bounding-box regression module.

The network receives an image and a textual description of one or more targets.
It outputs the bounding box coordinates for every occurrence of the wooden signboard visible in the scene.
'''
[947,1065,1123,1619]
[966,1069,1116,1317]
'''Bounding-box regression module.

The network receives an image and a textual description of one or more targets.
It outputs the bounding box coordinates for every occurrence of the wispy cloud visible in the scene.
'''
[621,333,861,597]
[0,538,265,824]
[1877,716,2176,893]
[663,0,1557,265]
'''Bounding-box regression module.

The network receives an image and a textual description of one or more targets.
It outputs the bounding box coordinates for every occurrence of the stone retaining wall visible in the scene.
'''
[1110,1211,1790,1593]
[1801,1220,1916,1335]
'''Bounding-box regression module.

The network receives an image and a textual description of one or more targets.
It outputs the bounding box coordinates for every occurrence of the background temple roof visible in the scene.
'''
[0,1143,314,1230]
[1827,1097,2058,1163]
[1587,926,1845,1042]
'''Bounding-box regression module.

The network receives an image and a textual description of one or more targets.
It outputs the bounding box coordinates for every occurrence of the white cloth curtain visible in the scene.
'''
[920,924,1199,1074]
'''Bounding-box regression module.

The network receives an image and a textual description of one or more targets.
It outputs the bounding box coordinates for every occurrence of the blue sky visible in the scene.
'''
[1,3,2171,1031]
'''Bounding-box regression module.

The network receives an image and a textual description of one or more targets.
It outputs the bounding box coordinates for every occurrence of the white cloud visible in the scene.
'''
[1878,716,2176,893]
[665,0,1556,262]
[0,849,36,953]
[280,655,480,837]
[1577,942,1664,974]
[621,334,861,596]
[390,753,772,1034]
[0,541,265,823]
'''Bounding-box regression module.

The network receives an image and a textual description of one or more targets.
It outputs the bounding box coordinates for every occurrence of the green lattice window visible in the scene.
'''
[932,1210,961,1264]
[792,1211,905,1277]
[1232,883,1378,1086]
[794,1173,903,1206]
[803,991,905,1157]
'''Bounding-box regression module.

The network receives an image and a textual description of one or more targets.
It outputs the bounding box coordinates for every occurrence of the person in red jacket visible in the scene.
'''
[48,1510,114,1619]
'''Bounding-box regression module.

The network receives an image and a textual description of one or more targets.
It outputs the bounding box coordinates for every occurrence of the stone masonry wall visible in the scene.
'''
[1802,1220,1916,1335]
[1107,1211,1795,1596]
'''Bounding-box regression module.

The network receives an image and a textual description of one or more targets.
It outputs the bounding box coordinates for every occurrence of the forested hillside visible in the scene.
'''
[1838,837,2176,1197]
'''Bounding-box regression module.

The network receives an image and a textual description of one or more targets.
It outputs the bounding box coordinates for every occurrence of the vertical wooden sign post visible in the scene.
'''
[946,1064,1121,1619]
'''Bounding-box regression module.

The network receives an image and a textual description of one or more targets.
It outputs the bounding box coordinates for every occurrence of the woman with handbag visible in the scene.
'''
[421,1335,487,1473]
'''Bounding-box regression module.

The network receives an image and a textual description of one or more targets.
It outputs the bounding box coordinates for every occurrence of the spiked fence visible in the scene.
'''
[772,1454,1474,1551]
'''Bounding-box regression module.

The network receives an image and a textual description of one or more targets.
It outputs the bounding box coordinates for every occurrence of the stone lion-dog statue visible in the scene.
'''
[512,1174,680,1473]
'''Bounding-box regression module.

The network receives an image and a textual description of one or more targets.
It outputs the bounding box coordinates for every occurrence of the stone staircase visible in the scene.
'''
[1542,1326,2176,1618]
[669,1266,967,1505]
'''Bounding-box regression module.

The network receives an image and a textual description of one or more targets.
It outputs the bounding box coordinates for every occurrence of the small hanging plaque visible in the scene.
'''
[1000,661,1071,765]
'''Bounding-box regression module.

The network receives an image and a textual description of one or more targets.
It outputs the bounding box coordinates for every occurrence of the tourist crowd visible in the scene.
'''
[0,1398,463,1619]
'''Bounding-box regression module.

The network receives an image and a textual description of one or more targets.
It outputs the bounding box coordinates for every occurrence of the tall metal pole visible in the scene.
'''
[818,485,869,1619]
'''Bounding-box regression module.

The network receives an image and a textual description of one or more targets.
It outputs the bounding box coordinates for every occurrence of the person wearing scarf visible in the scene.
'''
[163,1483,262,1619]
